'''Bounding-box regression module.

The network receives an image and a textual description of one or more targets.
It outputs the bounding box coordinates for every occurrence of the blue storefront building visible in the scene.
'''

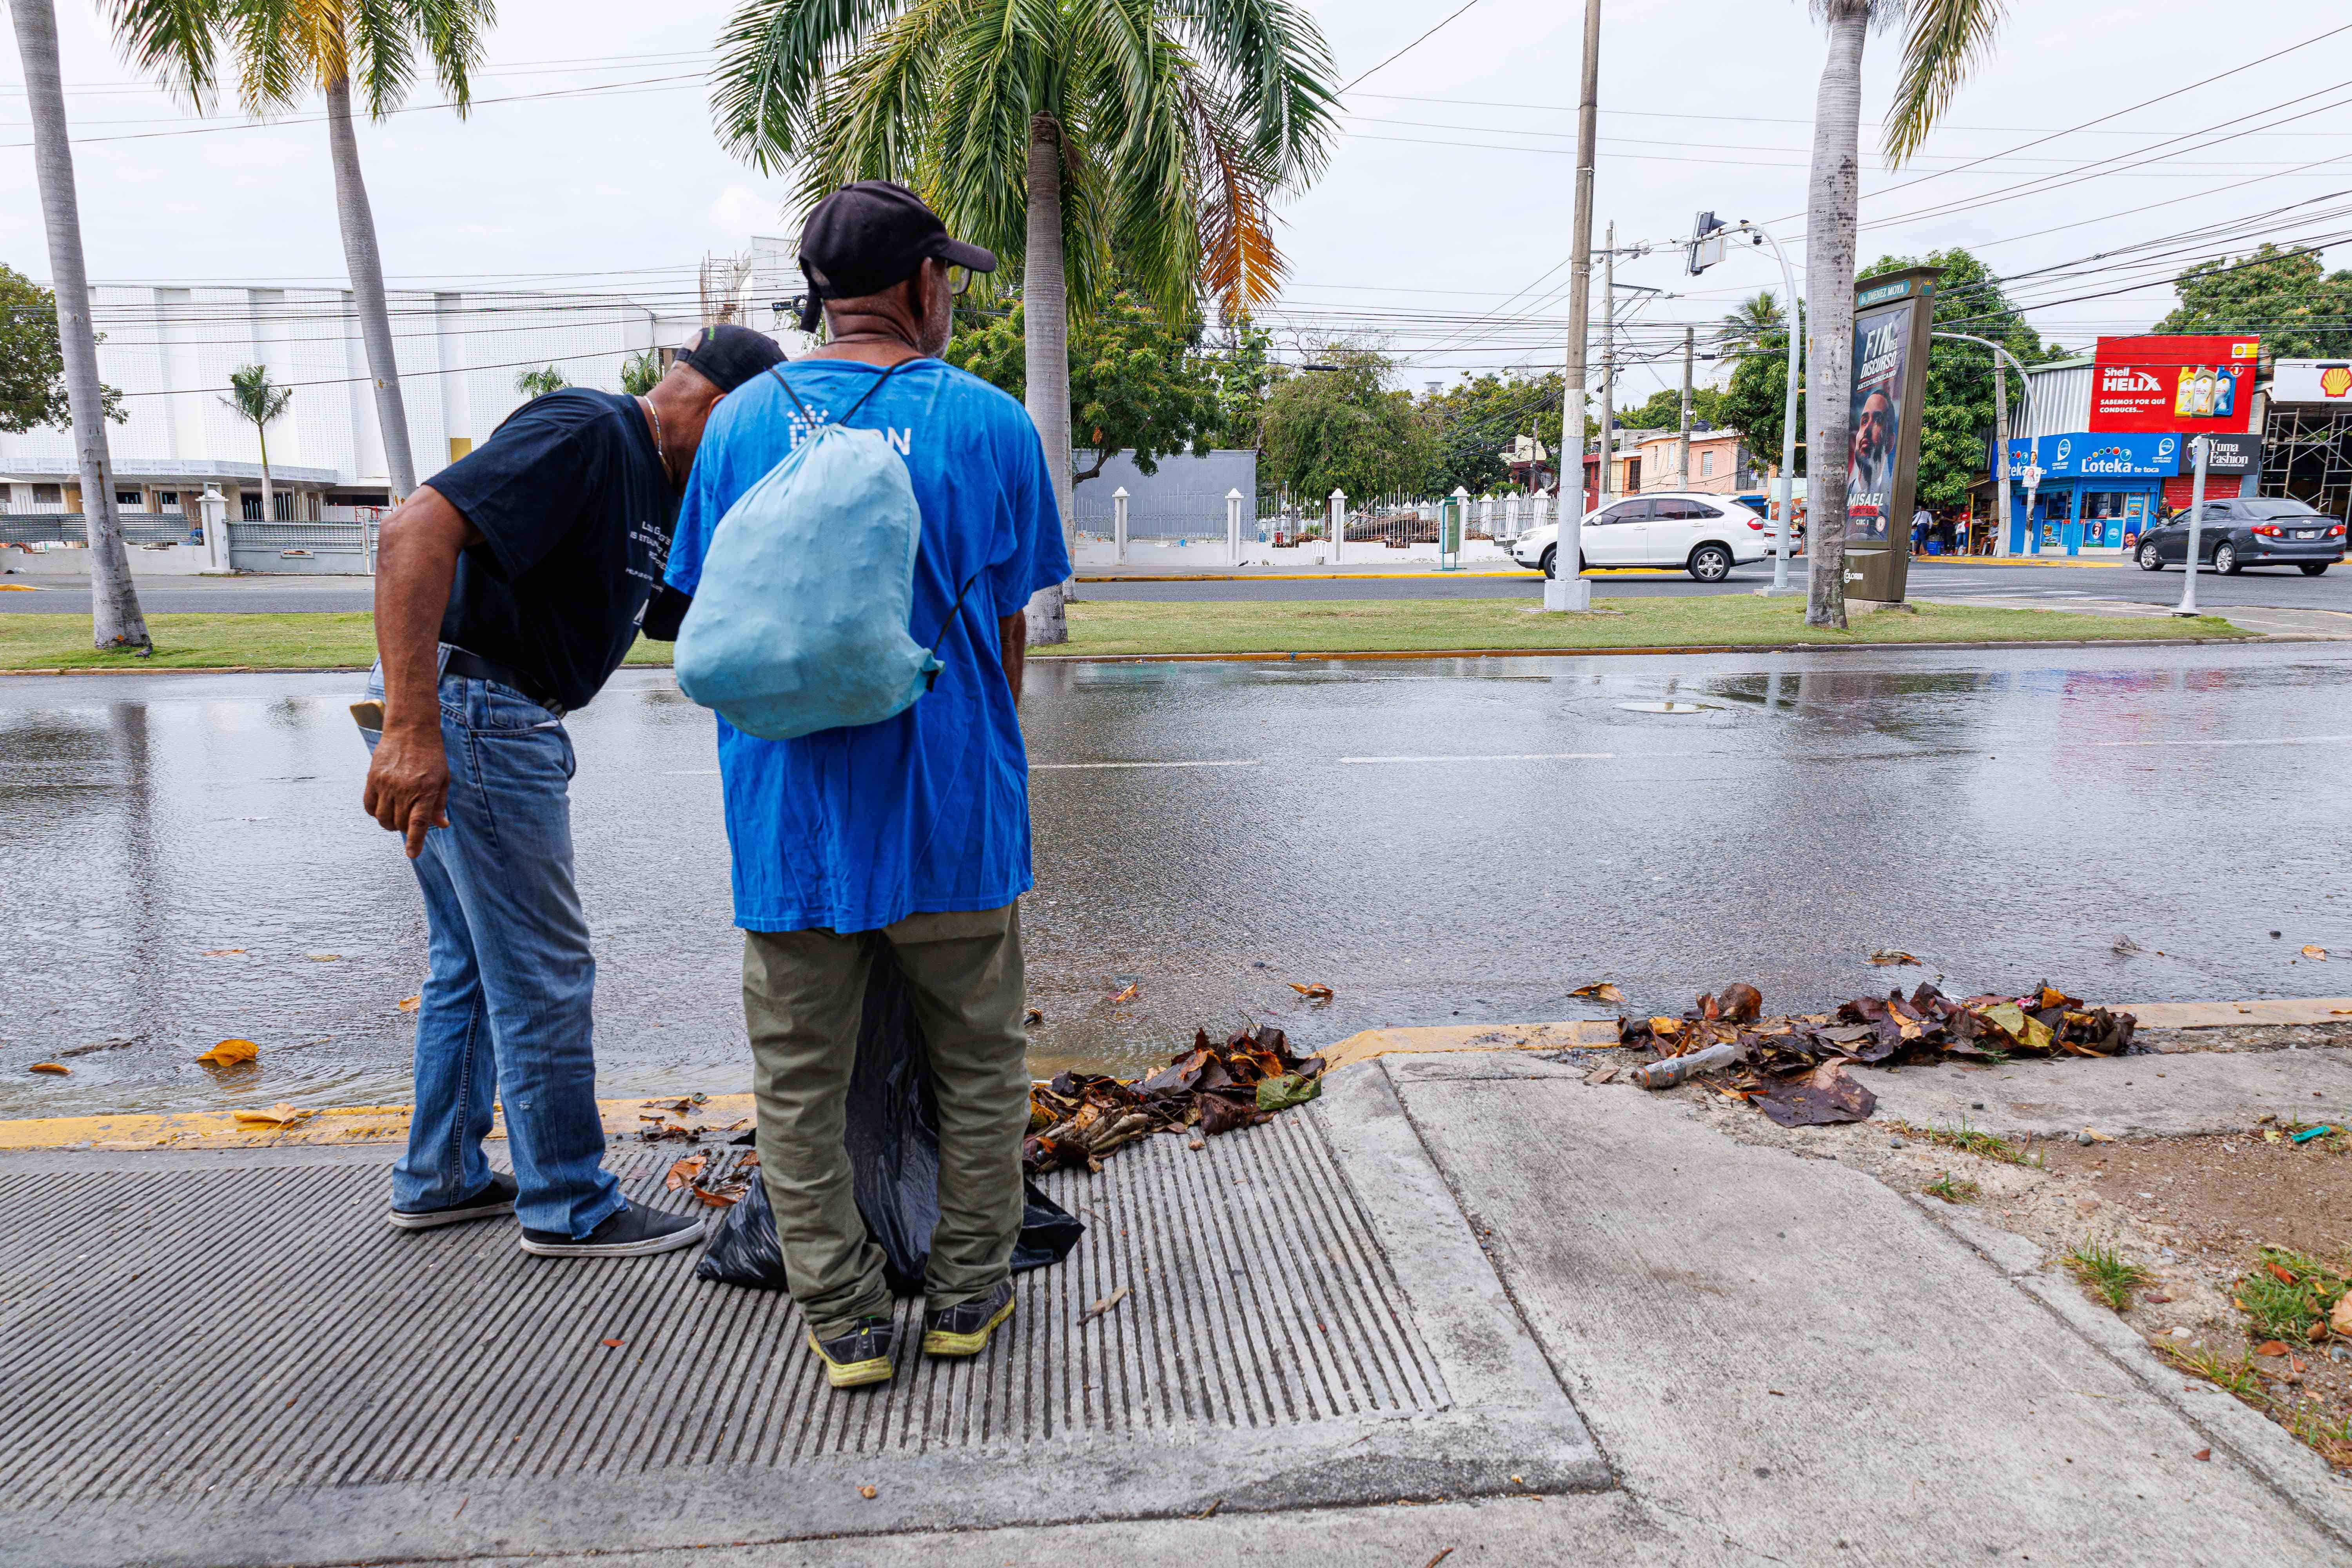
[2001,432,2178,556]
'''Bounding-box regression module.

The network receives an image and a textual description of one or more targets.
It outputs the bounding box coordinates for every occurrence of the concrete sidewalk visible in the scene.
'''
[5,1019,2349,1564]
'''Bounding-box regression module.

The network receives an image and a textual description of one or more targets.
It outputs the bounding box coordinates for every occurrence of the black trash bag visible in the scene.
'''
[697,939,1083,1293]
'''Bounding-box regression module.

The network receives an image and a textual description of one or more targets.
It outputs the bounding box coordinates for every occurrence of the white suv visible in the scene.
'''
[1510,494,1777,582]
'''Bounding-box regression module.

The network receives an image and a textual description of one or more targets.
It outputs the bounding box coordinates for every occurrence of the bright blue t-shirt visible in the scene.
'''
[665,358,1072,933]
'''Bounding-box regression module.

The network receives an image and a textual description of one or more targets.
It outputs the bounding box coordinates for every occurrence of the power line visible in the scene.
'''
[1339,0,1493,94]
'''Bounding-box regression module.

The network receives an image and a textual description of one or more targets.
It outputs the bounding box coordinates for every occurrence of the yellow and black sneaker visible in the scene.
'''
[921,1279,1014,1357]
[807,1315,896,1389]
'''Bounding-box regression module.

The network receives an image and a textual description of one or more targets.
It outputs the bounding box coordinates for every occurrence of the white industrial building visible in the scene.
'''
[0,237,809,525]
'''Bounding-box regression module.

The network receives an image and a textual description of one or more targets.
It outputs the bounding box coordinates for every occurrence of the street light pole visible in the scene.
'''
[1597,222,1617,514]
[1545,0,1602,613]
[1710,223,1804,595]
[2174,436,2210,618]
[1931,332,2036,560]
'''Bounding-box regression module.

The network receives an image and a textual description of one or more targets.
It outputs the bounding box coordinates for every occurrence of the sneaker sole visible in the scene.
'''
[386,1198,515,1231]
[922,1296,1014,1357]
[808,1332,895,1388]
[517,1219,706,1258]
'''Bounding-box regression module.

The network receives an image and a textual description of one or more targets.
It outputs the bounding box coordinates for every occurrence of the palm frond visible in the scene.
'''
[222,0,311,115]
[1165,0,1338,187]
[104,0,227,111]
[1176,60,1283,314]
[1077,0,1193,317]
[347,0,421,119]
[1882,0,2005,165]
[795,0,966,200]
[713,0,918,174]
[408,0,494,113]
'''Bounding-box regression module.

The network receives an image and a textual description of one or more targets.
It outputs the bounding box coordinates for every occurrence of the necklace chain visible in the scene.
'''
[638,395,673,486]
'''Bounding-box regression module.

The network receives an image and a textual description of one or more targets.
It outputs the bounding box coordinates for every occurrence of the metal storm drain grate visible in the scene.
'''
[0,1116,1445,1509]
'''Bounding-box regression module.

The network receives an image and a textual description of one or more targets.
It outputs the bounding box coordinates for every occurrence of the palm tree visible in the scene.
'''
[10,0,152,653]
[514,365,570,399]
[1719,291,1786,358]
[620,350,663,397]
[221,363,294,522]
[712,0,1339,644]
[107,0,496,505]
[1802,0,2004,627]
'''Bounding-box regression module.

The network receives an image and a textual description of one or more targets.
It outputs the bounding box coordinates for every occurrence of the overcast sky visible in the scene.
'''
[4,1,2347,405]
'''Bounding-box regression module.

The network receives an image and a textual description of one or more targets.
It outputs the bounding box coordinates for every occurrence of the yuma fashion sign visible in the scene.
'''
[2004,434,2180,479]
[2089,335,2259,433]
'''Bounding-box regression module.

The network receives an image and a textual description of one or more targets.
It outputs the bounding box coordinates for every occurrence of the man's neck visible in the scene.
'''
[808,311,928,367]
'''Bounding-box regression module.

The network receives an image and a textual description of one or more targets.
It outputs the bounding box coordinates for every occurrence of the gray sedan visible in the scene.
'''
[2134,496,2345,576]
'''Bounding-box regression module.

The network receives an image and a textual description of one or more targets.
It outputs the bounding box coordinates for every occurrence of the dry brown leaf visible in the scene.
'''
[1082,1284,1132,1322]
[2192,1448,2211,1461]
[2331,1296,2352,1336]
[599,1338,624,1349]
[1570,981,1627,1005]
[201,948,246,956]
[2302,945,2328,961]
[1024,1007,1044,1025]
[1289,982,1334,1001]
[1108,982,1142,1005]
[232,1102,309,1127]
[666,1156,706,1191]
[858,1486,878,1500]
[396,995,421,1013]
[2267,1261,2299,1285]
[692,1188,740,1207]
[29,1062,70,1076]
[196,1038,260,1067]
[2254,1340,2291,1357]
[2080,1127,2115,1143]
[2310,1319,2330,1342]
[1867,950,1921,967]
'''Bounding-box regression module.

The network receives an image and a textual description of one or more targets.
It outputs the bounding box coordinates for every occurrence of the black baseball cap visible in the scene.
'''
[677,323,787,393]
[797,180,997,331]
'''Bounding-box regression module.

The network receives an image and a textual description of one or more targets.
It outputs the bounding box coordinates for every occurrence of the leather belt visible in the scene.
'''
[441,645,566,718]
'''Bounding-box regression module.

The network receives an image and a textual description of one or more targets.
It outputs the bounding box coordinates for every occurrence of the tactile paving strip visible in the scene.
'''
[0,1114,1446,1512]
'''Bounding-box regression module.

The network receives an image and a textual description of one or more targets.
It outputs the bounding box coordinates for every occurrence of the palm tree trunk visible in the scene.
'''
[1803,0,1869,630]
[1021,114,1074,647]
[257,425,274,522]
[11,0,151,653]
[325,76,417,501]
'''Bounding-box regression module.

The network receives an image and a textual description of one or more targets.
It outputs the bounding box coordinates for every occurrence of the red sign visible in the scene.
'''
[2090,335,2259,433]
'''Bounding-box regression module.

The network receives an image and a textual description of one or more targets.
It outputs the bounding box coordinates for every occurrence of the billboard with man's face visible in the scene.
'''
[1845,300,1913,542]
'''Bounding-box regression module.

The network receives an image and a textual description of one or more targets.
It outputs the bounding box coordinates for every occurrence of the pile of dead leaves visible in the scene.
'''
[1024,1025,1326,1176]
[666,1149,759,1207]
[1618,981,2140,1128]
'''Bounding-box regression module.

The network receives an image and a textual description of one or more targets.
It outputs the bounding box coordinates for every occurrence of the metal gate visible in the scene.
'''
[226,521,372,574]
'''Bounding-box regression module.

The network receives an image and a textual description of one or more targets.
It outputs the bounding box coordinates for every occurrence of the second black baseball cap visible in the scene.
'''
[797,180,996,331]
[677,323,787,392]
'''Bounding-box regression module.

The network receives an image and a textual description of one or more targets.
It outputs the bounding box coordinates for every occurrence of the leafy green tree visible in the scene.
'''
[1205,314,1276,451]
[514,365,570,400]
[0,263,125,433]
[1719,291,1786,356]
[1259,345,1433,508]
[2154,244,2352,360]
[713,0,1338,643]
[1417,371,1567,496]
[1619,385,1726,436]
[220,362,294,521]
[620,350,663,397]
[1717,325,1804,477]
[946,285,1221,486]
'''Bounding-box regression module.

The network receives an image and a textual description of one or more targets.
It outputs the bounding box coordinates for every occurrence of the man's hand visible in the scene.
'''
[365,723,451,859]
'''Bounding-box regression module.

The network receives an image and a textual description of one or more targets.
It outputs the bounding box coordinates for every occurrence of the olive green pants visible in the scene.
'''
[741,904,1029,1339]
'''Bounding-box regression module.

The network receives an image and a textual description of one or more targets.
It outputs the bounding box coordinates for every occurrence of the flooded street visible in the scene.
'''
[6,643,2350,1118]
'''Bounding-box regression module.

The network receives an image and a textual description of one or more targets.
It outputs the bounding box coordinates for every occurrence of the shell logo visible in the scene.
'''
[2321,365,2352,399]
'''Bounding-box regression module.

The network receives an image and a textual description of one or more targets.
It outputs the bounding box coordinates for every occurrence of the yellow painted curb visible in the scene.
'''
[2127,998,2352,1028]
[1319,1020,1621,1073]
[0,1093,759,1153]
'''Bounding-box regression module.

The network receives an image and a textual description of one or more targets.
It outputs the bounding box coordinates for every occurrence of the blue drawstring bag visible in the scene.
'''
[675,363,969,740]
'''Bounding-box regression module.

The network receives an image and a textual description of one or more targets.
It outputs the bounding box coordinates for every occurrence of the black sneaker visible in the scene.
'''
[387,1172,517,1231]
[518,1203,705,1258]
[921,1279,1014,1357]
[808,1315,897,1389]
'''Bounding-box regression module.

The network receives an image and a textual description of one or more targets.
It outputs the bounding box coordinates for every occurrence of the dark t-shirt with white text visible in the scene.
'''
[428,388,671,712]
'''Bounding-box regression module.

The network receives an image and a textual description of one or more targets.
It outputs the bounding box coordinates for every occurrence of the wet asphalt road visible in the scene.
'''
[7,643,2352,1120]
[11,555,2352,612]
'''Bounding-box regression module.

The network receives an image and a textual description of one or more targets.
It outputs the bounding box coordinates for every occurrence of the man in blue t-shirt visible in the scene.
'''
[361,325,784,1260]
[665,182,1069,1389]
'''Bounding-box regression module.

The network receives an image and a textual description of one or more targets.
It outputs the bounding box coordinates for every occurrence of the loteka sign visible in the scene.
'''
[2089,335,2259,433]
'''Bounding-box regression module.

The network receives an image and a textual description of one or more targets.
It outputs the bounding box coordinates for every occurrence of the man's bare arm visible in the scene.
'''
[998,611,1025,709]
[363,485,482,858]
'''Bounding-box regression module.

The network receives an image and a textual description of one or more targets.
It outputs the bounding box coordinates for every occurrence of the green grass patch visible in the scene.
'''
[2066,1242,2152,1312]
[1060,594,2246,657]
[1922,1173,1981,1204]
[2235,1247,2347,1345]
[0,612,679,673]
[1893,1116,2031,1167]
[2156,1341,2269,1401]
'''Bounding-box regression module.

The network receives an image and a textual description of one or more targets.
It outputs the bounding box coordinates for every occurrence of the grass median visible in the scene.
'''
[0,595,2246,672]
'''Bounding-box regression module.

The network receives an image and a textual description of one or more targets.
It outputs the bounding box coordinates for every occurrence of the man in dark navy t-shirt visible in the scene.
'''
[360,325,783,1259]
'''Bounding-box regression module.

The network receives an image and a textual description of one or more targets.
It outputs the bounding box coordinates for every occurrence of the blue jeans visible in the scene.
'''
[365,661,623,1239]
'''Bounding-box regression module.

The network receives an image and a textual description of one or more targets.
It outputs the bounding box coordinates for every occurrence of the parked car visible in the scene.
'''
[1510,494,1778,582]
[2132,496,2346,575]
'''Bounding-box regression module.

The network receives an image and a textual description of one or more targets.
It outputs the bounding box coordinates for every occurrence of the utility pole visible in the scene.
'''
[1597,222,1616,513]
[1677,326,1695,491]
[1991,355,2011,559]
[1546,0,1602,614]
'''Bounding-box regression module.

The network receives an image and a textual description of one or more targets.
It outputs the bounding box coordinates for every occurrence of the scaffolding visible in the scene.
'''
[2259,407,2352,524]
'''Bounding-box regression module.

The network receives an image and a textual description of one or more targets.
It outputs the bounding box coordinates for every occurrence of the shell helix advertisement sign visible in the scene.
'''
[1841,266,1941,603]
[2089,335,2260,433]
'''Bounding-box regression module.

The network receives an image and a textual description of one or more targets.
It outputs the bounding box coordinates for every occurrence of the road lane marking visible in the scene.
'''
[1031,759,1263,769]
[2091,735,2352,748]
[1339,752,1616,764]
